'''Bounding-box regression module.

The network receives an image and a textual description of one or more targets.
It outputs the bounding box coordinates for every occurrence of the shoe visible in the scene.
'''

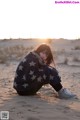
[58,88,77,99]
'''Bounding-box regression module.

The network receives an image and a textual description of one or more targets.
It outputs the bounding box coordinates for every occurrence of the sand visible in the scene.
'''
[0,39,80,120]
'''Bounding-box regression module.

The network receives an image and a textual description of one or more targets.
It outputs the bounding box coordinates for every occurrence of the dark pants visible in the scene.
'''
[17,67,63,96]
[17,83,62,96]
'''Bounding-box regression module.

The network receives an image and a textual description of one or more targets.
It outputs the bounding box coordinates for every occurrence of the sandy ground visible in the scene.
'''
[0,39,80,120]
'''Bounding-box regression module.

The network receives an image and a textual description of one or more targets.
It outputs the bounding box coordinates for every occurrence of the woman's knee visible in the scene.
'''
[48,67,59,76]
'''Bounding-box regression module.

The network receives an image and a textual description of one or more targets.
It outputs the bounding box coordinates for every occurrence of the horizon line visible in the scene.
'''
[0,37,80,41]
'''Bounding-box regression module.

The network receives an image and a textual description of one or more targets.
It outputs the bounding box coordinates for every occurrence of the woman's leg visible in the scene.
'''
[51,83,63,92]
[16,81,42,96]
[49,67,63,91]
[42,66,62,92]
[43,66,76,99]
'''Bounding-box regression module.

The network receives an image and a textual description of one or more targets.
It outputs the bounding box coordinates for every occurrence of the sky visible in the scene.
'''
[0,0,80,39]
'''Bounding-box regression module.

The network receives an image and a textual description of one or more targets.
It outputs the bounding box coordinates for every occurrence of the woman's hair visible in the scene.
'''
[34,43,55,65]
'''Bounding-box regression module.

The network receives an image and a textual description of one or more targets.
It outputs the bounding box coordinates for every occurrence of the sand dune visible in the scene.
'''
[0,39,80,120]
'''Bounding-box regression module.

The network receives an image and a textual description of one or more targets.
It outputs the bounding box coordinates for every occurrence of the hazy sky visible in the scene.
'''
[0,0,80,39]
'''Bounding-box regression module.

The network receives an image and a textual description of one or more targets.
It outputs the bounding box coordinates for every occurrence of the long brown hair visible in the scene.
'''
[34,43,55,65]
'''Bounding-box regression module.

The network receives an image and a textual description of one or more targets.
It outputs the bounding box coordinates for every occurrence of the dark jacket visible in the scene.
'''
[13,51,61,93]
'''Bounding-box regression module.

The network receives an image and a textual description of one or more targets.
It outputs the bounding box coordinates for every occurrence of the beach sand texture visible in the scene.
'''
[0,39,80,120]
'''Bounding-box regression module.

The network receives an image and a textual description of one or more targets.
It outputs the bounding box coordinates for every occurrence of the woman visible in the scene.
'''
[13,43,76,99]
